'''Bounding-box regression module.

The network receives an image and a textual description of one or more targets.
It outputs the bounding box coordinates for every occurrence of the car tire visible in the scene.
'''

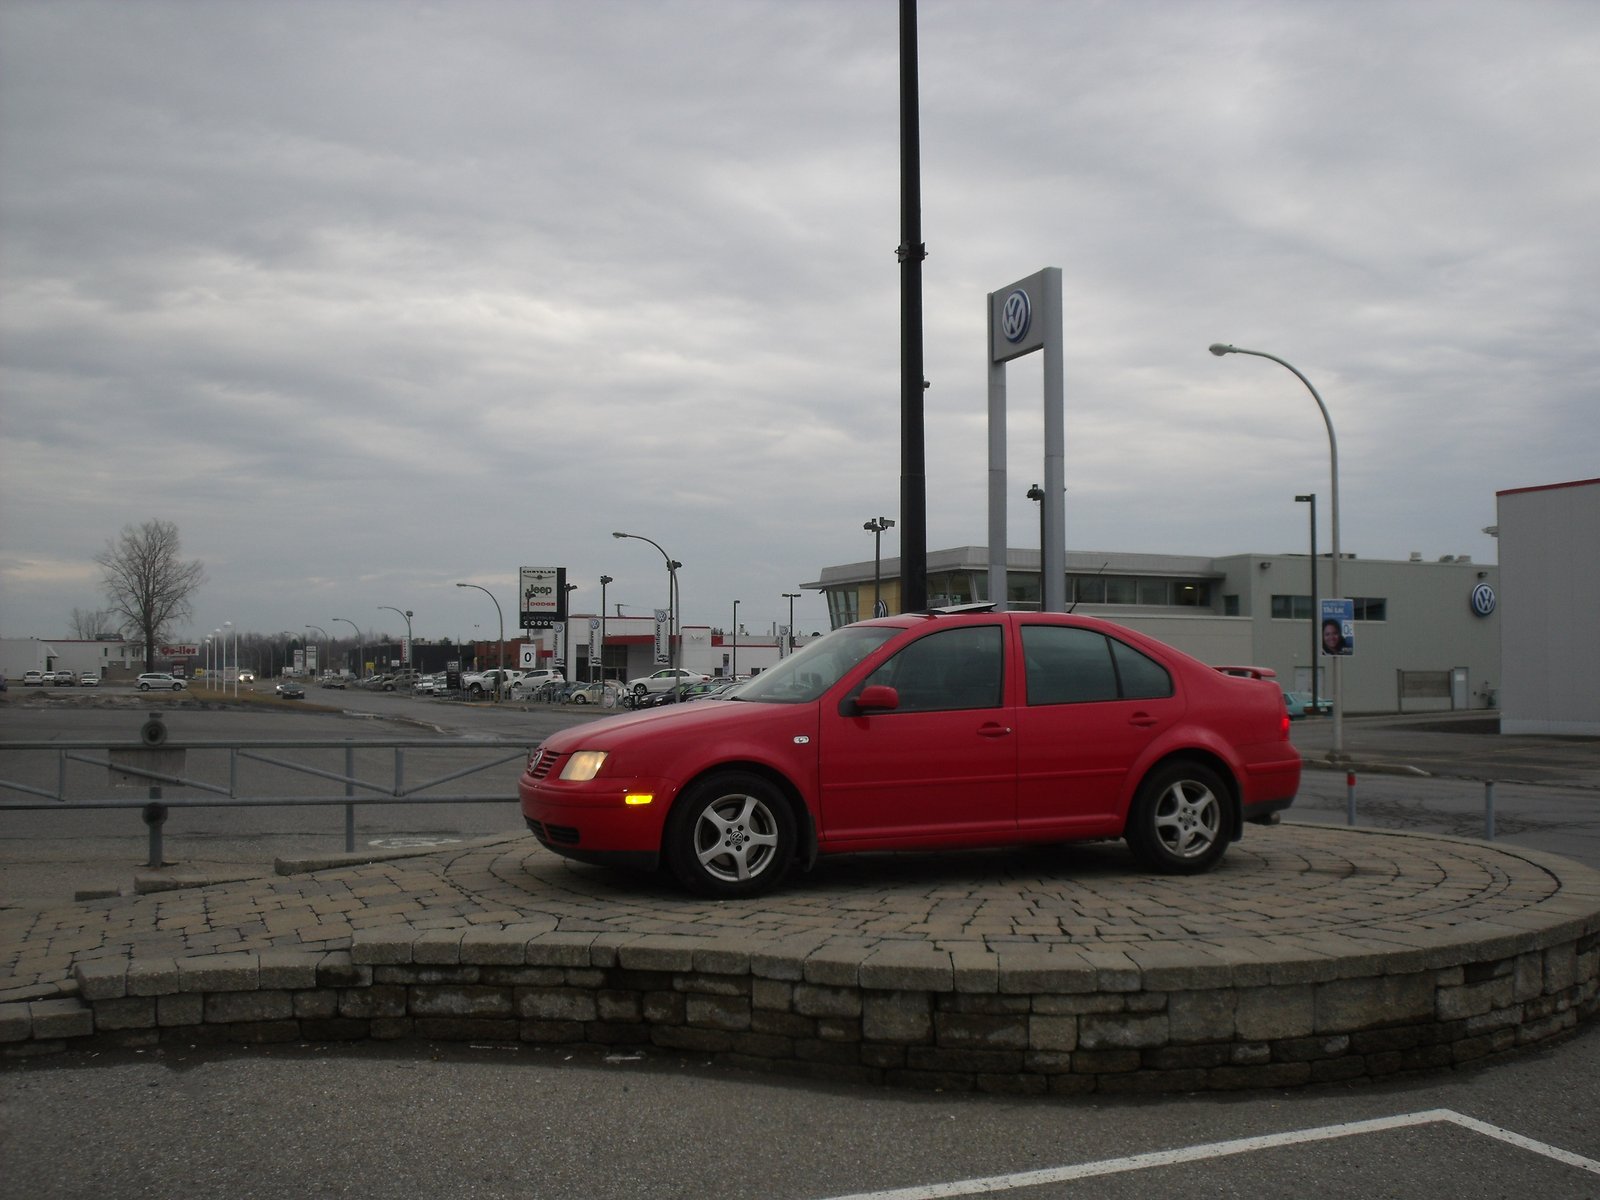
[172,684,183,691]
[665,772,794,898]
[468,683,483,697]
[139,683,151,691]
[633,683,649,697]
[571,693,588,704]
[1125,761,1231,874]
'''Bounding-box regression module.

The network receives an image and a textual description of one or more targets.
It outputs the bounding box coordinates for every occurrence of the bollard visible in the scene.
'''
[1345,771,1357,825]
[142,789,168,867]
[1485,780,1496,840]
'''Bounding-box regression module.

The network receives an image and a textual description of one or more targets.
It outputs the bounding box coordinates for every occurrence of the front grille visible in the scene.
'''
[527,748,561,781]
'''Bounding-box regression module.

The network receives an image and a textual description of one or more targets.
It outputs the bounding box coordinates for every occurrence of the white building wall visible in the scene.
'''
[1498,478,1600,735]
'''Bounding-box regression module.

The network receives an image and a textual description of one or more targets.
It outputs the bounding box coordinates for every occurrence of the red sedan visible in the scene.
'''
[519,608,1300,897]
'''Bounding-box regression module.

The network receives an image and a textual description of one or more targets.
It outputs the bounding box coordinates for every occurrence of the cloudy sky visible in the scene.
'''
[2,0,1595,646]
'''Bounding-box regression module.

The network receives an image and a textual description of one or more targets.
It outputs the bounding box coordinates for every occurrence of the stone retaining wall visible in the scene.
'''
[7,922,1597,1093]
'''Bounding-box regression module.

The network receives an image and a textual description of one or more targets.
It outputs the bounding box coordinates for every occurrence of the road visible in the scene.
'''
[3,692,1599,1198]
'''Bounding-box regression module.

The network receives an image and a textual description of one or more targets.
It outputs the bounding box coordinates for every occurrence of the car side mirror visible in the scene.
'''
[855,684,900,713]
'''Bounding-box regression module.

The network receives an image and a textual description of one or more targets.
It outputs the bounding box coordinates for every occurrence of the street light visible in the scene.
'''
[377,606,413,668]
[599,575,613,683]
[1026,484,1046,608]
[454,583,504,700]
[563,583,578,680]
[782,592,801,656]
[863,516,895,617]
[331,617,364,682]
[613,531,678,672]
[1295,494,1320,719]
[732,599,740,679]
[1210,343,1343,757]
[305,625,329,680]
[204,634,213,689]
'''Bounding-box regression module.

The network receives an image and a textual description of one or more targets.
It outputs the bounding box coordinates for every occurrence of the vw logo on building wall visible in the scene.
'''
[1001,288,1032,343]
[1471,582,1497,617]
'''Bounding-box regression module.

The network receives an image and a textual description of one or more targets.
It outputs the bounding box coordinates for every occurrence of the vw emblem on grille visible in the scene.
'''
[1001,289,1032,343]
[1471,582,1496,617]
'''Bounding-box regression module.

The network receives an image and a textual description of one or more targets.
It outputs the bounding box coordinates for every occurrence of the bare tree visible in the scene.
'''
[69,607,119,640]
[96,519,206,671]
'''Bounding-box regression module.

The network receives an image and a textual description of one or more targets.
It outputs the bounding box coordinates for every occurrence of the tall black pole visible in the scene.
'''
[898,0,927,613]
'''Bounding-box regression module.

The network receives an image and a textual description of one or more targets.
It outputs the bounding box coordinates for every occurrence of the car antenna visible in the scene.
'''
[1067,561,1109,614]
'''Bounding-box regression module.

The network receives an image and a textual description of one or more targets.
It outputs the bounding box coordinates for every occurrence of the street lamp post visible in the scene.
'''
[613,532,678,672]
[732,600,740,679]
[563,583,578,680]
[305,625,329,680]
[782,592,800,656]
[204,635,213,689]
[1295,494,1320,718]
[863,516,895,617]
[331,617,363,682]
[1211,343,1343,757]
[377,606,413,668]
[599,575,613,682]
[1026,484,1046,607]
[455,583,504,700]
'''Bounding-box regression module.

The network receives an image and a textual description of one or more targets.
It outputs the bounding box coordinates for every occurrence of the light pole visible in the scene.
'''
[455,583,504,700]
[331,617,363,682]
[1211,343,1343,757]
[864,516,895,618]
[212,628,222,691]
[377,606,413,668]
[204,634,213,689]
[1026,484,1046,608]
[563,583,578,680]
[1295,494,1319,718]
[305,625,329,679]
[731,599,740,679]
[599,575,613,682]
[613,531,678,672]
[783,592,800,656]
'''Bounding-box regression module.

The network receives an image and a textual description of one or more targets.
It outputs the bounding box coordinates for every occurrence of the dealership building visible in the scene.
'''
[805,545,1502,716]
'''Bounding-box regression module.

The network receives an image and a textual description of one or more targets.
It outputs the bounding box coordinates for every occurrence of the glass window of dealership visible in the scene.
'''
[804,545,1501,715]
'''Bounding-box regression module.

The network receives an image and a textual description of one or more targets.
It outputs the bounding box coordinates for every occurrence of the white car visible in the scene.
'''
[626,668,710,696]
[137,672,187,692]
[79,672,100,687]
[507,669,565,699]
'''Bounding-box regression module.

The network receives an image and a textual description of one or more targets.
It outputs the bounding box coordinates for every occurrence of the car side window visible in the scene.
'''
[1021,626,1119,705]
[861,625,1003,713]
[1021,626,1172,705]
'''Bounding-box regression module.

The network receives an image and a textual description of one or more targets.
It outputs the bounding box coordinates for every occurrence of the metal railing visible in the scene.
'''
[0,712,535,865]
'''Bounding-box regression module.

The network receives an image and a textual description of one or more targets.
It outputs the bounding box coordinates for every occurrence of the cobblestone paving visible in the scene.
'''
[1,823,1576,1003]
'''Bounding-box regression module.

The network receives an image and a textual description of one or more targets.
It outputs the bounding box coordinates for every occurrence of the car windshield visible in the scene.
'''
[731,625,902,704]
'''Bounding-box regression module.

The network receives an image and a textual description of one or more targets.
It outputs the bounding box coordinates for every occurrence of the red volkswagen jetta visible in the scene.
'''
[519,607,1300,897]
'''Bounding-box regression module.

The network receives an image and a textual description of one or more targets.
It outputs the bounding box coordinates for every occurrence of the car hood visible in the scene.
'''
[546,696,804,754]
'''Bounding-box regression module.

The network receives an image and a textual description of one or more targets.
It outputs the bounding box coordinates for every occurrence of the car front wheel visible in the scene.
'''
[665,772,794,898]
[1125,761,1230,874]
[139,683,150,691]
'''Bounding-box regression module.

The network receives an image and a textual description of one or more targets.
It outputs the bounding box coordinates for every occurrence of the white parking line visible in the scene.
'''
[820,1109,1600,1200]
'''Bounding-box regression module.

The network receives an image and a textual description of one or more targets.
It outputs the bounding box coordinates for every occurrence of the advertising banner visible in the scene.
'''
[654,608,669,665]
[1320,599,1355,656]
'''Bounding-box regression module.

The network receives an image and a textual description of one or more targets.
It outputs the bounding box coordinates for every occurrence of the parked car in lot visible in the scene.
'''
[1282,690,1332,720]
[381,671,419,692]
[507,668,565,700]
[50,670,77,687]
[137,672,187,692]
[78,672,100,687]
[520,608,1301,898]
[463,668,523,698]
[626,668,709,696]
[23,671,44,687]
[275,681,305,699]
[319,674,347,689]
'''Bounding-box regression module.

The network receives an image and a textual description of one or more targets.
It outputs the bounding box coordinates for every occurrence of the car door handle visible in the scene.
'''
[1128,713,1160,728]
[977,723,1013,738]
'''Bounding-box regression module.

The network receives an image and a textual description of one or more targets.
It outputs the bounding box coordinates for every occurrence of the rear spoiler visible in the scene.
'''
[1212,665,1278,680]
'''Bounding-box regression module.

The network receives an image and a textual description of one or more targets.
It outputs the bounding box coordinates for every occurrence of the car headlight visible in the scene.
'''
[559,750,608,782]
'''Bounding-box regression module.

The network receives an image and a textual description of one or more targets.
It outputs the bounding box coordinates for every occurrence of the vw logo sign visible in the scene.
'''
[1001,289,1032,343]
[1471,582,1497,617]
